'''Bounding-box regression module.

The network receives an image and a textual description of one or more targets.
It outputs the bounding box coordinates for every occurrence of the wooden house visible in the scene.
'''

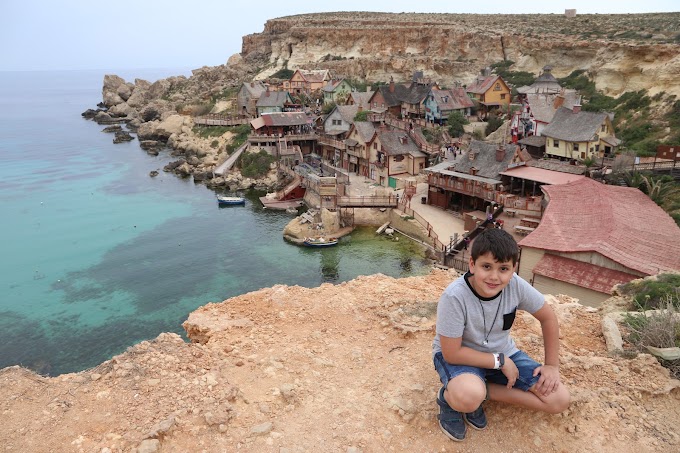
[344,90,374,107]
[518,178,680,306]
[249,112,310,136]
[425,141,525,212]
[466,74,511,118]
[541,106,620,161]
[237,81,267,116]
[322,79,353,105]
[370,128,427,187]
[367,74,434,119]
[256,91,295,116]
[343,121,376,176]
[424,86,474,124]
[283,69,332,94]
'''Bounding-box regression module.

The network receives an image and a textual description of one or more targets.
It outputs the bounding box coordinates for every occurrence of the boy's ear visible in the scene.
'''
[468,255,475,271]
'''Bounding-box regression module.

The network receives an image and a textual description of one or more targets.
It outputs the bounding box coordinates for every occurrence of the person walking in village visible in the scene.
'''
[432,228,570,442]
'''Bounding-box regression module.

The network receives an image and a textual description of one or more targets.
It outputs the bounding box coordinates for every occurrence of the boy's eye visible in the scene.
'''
[500,267,509,272]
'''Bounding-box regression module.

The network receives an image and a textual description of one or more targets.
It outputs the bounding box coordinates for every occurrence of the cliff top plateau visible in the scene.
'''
[2,270,679,452]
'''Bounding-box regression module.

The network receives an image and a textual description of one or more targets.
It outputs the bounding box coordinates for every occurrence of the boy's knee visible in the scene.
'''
[546,386,570,414]
[446,376,486,412]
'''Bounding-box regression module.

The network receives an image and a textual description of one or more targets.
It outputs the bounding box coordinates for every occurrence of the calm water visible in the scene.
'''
[0,69,432,375]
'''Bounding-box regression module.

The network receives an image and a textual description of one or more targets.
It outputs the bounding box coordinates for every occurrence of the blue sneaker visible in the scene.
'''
[437,387,466,441]
[464,404,488,430]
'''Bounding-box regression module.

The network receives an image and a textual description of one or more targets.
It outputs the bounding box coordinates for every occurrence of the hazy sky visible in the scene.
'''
[1,0,677,72]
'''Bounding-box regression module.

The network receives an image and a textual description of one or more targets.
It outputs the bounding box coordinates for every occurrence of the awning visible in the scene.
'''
[345,138,359,147]
[499,166,585,185]
[425,168,501,185]
[250,117,265,130]
[601,136,622,147]
[532,253,639,294]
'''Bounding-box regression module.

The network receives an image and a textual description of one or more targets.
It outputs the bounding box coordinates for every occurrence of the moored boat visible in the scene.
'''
[217,196,246,206]
[303,237,339,247]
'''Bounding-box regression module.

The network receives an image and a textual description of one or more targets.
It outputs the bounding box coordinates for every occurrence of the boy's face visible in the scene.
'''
[468,252,516,298]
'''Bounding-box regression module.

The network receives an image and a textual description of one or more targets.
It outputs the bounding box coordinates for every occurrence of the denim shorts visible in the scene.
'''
[433,350,541,392]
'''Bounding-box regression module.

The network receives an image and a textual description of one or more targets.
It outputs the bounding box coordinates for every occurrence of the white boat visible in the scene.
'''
[303,237,339,247]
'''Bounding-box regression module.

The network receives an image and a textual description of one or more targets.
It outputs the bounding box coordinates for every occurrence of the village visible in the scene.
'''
[190,65,680,308]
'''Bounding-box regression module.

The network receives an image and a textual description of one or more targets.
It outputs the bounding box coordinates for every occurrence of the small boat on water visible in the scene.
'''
[217,196,246,206]
[303,237,339,247]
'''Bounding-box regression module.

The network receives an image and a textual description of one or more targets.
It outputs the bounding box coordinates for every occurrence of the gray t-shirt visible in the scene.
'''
[432,272,545,358]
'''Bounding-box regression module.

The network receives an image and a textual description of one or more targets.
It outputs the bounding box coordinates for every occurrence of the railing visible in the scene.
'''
[337,196,398,208]
[633,161,678,171]
[249,133,318,142]
[399,202,446,252]
[194,114,249,126]
[317,135,346,149]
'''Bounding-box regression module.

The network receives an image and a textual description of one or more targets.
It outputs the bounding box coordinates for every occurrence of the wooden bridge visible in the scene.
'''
[194,114,249,126]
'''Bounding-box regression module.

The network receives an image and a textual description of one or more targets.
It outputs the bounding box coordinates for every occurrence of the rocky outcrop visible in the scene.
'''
[243,12,680,97]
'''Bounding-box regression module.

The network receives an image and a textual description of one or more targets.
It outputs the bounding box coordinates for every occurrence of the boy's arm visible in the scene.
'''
[440,335,496,369]
[531,303,562,396]
[532,303,560,367]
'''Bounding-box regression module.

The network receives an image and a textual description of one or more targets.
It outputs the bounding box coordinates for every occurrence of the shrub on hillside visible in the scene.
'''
[240,150,275,178]
[618,273,680,310]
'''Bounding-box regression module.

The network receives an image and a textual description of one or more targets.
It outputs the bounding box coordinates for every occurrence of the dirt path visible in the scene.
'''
[1,270,679,452]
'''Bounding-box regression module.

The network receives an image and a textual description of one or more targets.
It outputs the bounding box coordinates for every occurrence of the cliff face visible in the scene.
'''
[242,12,680,96]
[2,271,679,452]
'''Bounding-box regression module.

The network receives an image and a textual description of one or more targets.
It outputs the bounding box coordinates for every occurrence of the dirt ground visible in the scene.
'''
[2,269,679,453]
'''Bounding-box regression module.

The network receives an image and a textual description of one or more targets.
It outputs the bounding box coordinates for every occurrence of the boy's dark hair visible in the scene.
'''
[470,228,519,265]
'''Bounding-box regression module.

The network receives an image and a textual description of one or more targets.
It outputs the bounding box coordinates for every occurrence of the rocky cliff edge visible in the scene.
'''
[1,270,679,452]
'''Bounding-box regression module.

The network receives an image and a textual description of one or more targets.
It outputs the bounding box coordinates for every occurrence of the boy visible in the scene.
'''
[432,228,570,441]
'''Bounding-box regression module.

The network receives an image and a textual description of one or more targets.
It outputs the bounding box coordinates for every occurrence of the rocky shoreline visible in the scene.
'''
[82,69,281,193]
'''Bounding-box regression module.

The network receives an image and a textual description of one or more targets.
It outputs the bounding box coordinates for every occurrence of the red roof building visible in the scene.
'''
[517,178,680,306]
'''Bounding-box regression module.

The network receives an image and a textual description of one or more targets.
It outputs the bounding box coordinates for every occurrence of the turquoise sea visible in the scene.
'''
[0,69,432,376]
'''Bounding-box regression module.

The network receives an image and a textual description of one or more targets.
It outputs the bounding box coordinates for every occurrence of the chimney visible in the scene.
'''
[496,146,506,162]
[572,104,581,113]
[250,82,254,87]
[265,89,270,97]
[553,94,565,109]
[358,103,363,113]
[366,85,372,93]
[389,76,395,93]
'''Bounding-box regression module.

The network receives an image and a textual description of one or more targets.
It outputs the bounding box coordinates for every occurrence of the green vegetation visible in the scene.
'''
[240,149,276,178]
[618,274,680,310]
[226,124,251,155]
[192,125,232,138]
[271,68,295,79]
[620,275,680,379]
[210,140,219,149]
[485,113,504,136]
[447,111,469,138]
[490,60,535,93]
[322,102,336,115]
[354,110,369,122]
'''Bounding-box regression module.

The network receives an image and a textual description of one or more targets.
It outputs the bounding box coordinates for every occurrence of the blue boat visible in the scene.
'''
[217,196,246,206]
[303,237,339,247]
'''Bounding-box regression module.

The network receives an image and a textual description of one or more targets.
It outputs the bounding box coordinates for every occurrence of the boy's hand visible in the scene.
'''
[500,357,518,388]
[532,365,561,397]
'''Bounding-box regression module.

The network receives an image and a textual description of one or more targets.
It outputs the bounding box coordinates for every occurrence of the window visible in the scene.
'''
[601,124,607,133]
[373,143,378,149]
[494,83,501,91]
[553,139,559,148]
[500,94,506,100]
[373,102,377,108]
[394,155,405,162]
[573,143,579,151]
[332,119,341,126]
